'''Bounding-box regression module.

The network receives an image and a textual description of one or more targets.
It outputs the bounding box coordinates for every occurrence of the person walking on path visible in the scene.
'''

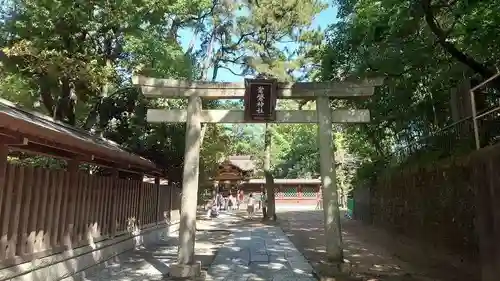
[261,189,268,220]
[247,193,256,219]
[228,194,234,211]
[257,192,262,210]
[217,193,224,211]
[315,188,323,210]
[237,190,244,210]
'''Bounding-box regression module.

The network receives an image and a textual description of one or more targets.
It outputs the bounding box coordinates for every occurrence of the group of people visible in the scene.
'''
[214,193,236,211]
[207,189,269,220]
[239,190,269,219]
[207,190,245,218]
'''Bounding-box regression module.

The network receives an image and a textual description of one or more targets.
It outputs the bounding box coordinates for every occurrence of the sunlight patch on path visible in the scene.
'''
[206,223,316,281]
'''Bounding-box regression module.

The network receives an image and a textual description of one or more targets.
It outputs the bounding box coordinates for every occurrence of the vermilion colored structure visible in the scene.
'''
[212,155,321,204]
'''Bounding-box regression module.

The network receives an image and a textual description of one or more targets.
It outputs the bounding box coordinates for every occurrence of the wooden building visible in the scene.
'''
[211,156,321,204]
[212,155,256,195]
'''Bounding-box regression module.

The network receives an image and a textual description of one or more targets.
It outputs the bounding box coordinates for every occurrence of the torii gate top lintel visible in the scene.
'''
[132,75,384,99]
[132,75,384,124]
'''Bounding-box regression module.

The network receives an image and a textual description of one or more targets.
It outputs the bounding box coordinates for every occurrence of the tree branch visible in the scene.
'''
[218,56,247,65]
[421,0,495,78]
[217,65,247,76]
[219,32,255,55]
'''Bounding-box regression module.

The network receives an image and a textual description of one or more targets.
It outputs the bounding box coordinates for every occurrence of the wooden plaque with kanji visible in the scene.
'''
[244,78,277,122]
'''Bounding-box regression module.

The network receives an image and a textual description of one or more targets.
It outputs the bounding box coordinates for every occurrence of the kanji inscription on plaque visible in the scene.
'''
[244,78,277,121]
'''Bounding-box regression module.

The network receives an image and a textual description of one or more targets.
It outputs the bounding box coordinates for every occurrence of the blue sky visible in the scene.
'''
[178,2,338,83]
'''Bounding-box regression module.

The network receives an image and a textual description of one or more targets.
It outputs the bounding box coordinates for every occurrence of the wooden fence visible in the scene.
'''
[0,163,179,268]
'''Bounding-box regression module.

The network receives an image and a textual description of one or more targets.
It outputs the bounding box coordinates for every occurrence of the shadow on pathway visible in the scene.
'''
[78,213,236,281]
[278,209,480,281]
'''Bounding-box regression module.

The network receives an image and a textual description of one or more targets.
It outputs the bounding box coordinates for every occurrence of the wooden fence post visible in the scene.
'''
[137,179,144,229]
[155,177,160,225]
[0,145,7,221]
[0,145,8,260]
[169,184,174,222]
[0,144,7,188]
[64,160,79,248]
[109,169,119,237]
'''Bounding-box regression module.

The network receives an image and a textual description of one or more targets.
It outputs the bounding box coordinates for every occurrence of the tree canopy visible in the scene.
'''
[1,0,497,193]
[318,0,500,185]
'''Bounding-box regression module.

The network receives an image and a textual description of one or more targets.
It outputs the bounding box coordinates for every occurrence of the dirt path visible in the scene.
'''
[278,210,479,281]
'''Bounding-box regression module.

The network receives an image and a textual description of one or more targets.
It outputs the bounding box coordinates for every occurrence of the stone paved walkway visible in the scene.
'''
[206,222,316,281]
[78,213,237,281]
[75,211,317,281]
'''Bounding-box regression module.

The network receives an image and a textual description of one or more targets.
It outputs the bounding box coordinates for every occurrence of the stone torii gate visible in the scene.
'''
[133,76,383,279]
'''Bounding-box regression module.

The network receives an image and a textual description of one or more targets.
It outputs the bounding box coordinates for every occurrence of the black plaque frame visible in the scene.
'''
[244,78,278,122]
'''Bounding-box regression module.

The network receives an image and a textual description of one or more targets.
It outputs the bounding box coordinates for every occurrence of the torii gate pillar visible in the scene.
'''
[169,96,203,277]
[317,96,343,261]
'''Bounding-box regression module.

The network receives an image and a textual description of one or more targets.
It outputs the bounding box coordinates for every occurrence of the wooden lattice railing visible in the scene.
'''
[0,163,178,267]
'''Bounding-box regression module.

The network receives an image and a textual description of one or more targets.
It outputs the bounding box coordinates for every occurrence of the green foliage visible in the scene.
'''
[7,155,66,169]
[273,123,319,178]
[0,0,332,184]
[319,0,500,188]
[0,72,38,109]
[0,0,221,177]
[122,29,193,78]
[0,0,208,121]
[193,0,327,81]
[1,0,450,199]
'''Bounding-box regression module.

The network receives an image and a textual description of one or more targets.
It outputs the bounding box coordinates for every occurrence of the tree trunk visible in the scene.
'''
[264,123,276,220]
[197,29,217,146]
[186,28,199,55]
